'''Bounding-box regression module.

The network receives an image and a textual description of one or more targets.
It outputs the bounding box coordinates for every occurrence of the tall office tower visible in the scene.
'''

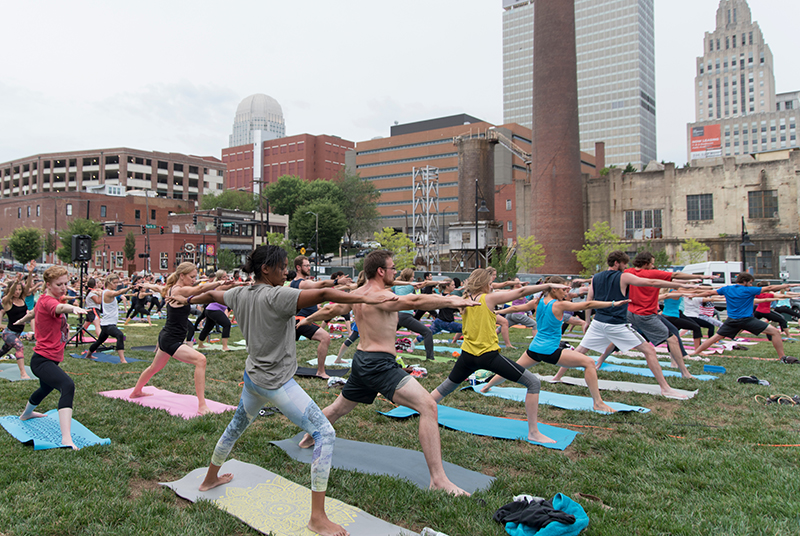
[502,0,657,169]
[687,0,798,160]
[229,94,286,148]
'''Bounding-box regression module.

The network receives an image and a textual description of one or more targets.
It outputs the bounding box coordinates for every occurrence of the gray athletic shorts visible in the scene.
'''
[506,312,537,329]
[627,312,669,346]
[341,350,410,405]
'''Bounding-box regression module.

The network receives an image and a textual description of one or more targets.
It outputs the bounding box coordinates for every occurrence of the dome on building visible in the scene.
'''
[229,93,286,147]
[235,94,283,121]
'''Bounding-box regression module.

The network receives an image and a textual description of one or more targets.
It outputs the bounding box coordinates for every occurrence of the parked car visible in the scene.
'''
[355,249,373,258]
[364,241,381,249]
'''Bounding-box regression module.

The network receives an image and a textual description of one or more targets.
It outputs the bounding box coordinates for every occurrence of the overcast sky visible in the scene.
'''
[1,0,797,166]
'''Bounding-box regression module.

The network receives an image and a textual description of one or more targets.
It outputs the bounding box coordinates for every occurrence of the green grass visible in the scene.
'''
[1,321,800,535]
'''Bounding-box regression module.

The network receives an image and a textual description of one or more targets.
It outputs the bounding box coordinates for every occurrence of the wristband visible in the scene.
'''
[334,278,339,286]
[188,295,194,304]
[612,300,616,307]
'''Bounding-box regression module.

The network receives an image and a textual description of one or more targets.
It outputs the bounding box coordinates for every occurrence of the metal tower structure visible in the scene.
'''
[411,166,439,269]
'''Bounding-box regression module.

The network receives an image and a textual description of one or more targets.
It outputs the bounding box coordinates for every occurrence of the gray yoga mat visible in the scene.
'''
[161,459,417,536]
[272,432,494,494]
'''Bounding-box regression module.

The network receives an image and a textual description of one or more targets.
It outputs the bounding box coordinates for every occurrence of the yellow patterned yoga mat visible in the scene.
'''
[161,459,416,536]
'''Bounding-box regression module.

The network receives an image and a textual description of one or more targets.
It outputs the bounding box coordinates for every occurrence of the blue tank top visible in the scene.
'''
[662,294,681,318]
[591,270,628,324]
[529,298,563,354]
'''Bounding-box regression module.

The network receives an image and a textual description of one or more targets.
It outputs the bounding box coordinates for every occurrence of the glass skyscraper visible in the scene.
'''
[502,0,657,169]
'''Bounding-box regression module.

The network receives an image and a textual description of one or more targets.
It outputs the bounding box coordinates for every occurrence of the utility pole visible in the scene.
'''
[306,211,319,276]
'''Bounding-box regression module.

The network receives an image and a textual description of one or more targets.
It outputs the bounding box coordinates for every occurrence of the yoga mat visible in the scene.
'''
[464,385,650,414]
[397,353,456,364]
[306,355,352,367]
[131,345,157,352]
[598,363,719,381]
[98,386,236,419]
[122,323,155,327]
[0,409,110,450]
[602,356,673,368]
[0,363,35,381]
[271,432,494,494]
[704,365,726,373]
[294,367,348,378]
[70,353,141,364]
[196,343,243,351]
[380,405,578,451]
[235,340,247,346]
[161,459,416,536]
[536,374,698,399]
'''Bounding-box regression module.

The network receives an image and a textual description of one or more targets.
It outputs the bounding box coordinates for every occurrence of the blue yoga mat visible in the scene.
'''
[0,363,35,381]
[380,404,579,451]
[70,353,141,364]
[603,356,672,368]
[598,363,718,381]
[0,409,111,450]
[463,385,650,414]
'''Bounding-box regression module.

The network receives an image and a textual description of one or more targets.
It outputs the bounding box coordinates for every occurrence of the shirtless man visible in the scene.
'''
[298,250,479,495]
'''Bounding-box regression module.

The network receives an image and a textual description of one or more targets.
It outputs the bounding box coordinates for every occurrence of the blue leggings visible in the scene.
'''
[210,371,335,492]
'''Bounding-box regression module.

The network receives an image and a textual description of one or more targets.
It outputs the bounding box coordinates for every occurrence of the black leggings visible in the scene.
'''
[397,313,433,360]
[89,325,125,353]
[755,310,788,329]
[413,308,437,320]
[687,315,716,337]
[199,309,231,341]
[774,306,800,320]
[447,349,526,384]
[126,297,149,319]
[29,353,75,410]
[663,313,703,339]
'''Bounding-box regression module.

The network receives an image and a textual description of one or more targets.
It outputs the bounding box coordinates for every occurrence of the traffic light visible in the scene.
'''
[192,214,198,225]
[117,222,123,233]
[105,225,114,236]
[159,226,164,235]
[213,217,219,226]
[141,225,146,235]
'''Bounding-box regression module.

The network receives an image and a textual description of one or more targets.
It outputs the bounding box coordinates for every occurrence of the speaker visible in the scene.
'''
[71,235,92,262]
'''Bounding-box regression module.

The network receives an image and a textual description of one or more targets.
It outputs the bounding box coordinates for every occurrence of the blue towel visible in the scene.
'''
[0,409,111,450]
[703,365,726,373]
[598,363,718,381]
[464,385,649,414]
[70,353,141,364]
[505,493,589,536]
[380,404,579,451]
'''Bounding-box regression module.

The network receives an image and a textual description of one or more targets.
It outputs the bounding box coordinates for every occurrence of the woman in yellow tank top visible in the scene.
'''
[431,269,569,445]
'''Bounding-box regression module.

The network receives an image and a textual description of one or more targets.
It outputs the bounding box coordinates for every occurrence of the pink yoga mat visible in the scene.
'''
[98,387,236,419]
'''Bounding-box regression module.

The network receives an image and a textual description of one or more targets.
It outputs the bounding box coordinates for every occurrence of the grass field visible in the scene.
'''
[0,318,799,536]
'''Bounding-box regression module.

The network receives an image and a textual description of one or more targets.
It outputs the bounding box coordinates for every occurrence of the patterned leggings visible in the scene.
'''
[210,371,335,492]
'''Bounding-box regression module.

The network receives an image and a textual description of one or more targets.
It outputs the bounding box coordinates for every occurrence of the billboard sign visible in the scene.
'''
[690,124,722,159]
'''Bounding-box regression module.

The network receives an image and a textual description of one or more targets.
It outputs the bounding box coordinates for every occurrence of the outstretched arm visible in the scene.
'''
[621,272,695,290]
[554,298,630,314]
[298,303,353,326]
[485,283,569,309]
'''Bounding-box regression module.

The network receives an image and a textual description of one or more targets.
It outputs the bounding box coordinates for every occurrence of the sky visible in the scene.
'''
[1,0,798,166]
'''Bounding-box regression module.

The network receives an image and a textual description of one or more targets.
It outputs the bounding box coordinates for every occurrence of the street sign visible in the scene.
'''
[146,224,157,229]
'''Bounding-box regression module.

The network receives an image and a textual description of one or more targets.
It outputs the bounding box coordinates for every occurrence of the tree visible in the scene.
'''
[573,221,621,276]
[289,200,347,255]
[335,170,381,243]
[8,227,42,264]
[681,238,709,264]
[264,176,309,219]
[373,227,415,270]
[653,249,672,269]
[517,235,546,273]
[217,248,240,271]
[265,232,298,266]
[56,219,103,264]
[489,246,518,281]
[623,163,637,173]
[200,190,257,212]
[44,232,57,257]
[124,232,137,263]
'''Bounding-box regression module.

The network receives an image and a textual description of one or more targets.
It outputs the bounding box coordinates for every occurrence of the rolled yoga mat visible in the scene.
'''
[0,409,110,450]
[536,374,698,399]
[463,385,650,414]
[98,386,236,419]
[271,432,495,494]
[0,363,35,381]
[380,404,579,451]
[70,353,141,364]
[161,459,417,536]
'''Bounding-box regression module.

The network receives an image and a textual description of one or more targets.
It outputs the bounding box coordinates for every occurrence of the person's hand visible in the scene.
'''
[26,260,36,273]
[548,283,571,290]
[338,276,353,286]
[454,297,481,308]
[72,306,88,315]
[166,294,188,306]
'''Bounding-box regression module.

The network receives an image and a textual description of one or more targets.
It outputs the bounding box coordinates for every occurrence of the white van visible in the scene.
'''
[681,261,742,287]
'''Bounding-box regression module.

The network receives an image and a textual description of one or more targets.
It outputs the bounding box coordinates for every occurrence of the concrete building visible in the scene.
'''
[229,94,286,148]
[688,0,798,161]
[502,0,656,169]
[0,148,225,204]
[585,149,800,277]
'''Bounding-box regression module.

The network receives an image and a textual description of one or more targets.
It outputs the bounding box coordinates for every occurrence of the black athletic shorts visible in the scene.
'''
[342,350,408,404]
[295,318,321,341]
[717,316,768,339]
[526,347,563,365]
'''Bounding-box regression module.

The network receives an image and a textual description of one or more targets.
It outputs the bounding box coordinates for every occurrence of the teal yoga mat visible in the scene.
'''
[603,356,672,368]
[0,363,35,381]
[598,363,719,381]
[380,404,579,450]
[0,409,110,450]
[70,353,141,364]
[464,385,650,414]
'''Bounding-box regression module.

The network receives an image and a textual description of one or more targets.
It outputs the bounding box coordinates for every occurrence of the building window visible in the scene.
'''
[624,209,663,239]
[100,205,107,218]
[505,199,512,211]
[687,194,713,221]
[748,190,778,218]
[17,207,21,219]
[507,221,513,232]
[135,209,141,220]
[26,206,30,217]
[66,203,73,216]
[746,251,773,275]
[116,253,124,268]
[36,205,40,217]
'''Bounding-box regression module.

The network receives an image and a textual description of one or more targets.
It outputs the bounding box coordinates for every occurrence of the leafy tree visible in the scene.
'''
[124,232,137,262]
[335,170,381,243]
[56,219,103,264]
[265,232,298,266]
[373,227,415,270]
[200,190,257,212]
[681,238,709,264]
[623,163,637,173]
[289,200,347,255]
[217,248,240,271]
[599,164,617,177]
[8,227,42,264]
[264,176,309,219]
[517,235,546,273]
[306,179,346,208]
[573,221,620,277]
[44,232,57,256]
[489,246,518,281]
[653,249,672,269]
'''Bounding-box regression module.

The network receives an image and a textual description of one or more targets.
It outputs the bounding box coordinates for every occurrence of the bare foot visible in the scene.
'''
[20,411,46,421]
[120,358,128,364]
[430,479,470,496]
[528,431,557,444]
[681,372,695,379]
[298,433,315,449]
[506,345,517,350]
[20,374,32,380]
[316,373,330,380]
[62,440,79,451]
[480,384,492,393]
[198,404,211,416]
[199,472,233,491]
[661,387,689,400]
[594,402,617,413]
[129,390,153,399]
[308,516,350,536]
